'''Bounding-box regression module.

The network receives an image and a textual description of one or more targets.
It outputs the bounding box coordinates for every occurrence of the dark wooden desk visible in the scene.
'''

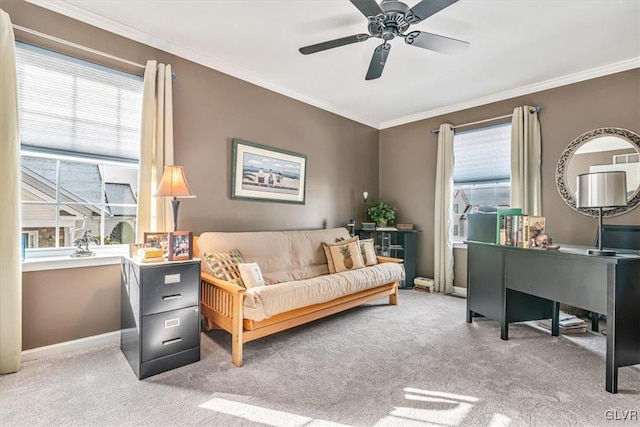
[466,241,640,393]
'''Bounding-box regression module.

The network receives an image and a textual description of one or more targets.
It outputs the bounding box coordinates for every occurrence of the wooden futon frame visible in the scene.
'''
[194,237,401,367]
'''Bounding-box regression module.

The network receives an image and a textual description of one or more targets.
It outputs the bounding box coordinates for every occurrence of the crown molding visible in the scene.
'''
[23,1,640,131]
[25,0,380,129]
[379,57,640,129]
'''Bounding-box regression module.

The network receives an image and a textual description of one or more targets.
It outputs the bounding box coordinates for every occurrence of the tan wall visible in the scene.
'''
[22,265,120,350]
[6,0,378,350]
[453,247,467,288]
[380,69,640,279]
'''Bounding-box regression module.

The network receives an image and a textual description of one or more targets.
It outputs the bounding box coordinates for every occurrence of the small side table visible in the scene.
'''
[120,257,201,379]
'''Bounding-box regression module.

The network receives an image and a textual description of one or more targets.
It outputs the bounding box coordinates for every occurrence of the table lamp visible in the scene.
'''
[576,171,627,256]
[155,165,196,231]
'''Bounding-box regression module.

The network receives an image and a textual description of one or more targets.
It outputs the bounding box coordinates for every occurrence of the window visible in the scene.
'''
[452,123,512,240]
[16,42,143,249]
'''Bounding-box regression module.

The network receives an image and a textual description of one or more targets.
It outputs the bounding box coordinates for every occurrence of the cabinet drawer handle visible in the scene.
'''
[162,338,182,346]
[162,294,182,301]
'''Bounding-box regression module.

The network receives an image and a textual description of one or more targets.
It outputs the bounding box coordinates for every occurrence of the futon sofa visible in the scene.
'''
[195,227,405,366]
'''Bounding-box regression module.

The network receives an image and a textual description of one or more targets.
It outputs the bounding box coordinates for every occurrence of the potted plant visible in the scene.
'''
[368,201,396,227]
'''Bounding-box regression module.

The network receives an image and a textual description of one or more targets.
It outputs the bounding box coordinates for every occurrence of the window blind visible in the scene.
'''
[16,42,143,162]
[453,123,511,184]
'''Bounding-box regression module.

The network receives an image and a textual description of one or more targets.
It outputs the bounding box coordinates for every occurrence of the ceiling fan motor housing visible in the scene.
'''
[369,0,411,40]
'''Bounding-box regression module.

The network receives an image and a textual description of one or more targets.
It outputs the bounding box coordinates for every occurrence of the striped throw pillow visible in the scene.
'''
[203,249,246,287]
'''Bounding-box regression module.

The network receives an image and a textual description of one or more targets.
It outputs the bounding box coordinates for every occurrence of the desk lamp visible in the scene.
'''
[155,165,196,231]
[576,171,627,256]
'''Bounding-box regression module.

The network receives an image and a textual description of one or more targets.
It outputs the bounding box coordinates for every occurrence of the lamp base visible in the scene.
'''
[587,249,616,256]
[170,198,180,232]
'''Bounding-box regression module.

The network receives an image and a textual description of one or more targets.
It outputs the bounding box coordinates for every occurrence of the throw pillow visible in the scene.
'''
[203,249,245,287]
[238,262,265,289]
[359,238,378,266]
[323,236,359,273]
[323,238,365,273]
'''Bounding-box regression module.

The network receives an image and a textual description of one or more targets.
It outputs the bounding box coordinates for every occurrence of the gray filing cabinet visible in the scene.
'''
[120,257,201,379]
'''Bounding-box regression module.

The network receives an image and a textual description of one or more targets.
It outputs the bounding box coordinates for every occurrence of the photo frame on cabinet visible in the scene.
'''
[168,231,193,261]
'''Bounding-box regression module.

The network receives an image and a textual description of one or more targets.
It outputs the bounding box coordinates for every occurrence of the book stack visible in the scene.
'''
[362,222,377,230]
[496,208,546,248]
[413,277,434,293]
[537,311,587,334]
[136,247,165,263]
[397,223,414,231]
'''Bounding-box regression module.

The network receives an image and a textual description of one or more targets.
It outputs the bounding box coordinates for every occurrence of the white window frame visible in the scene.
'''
[21,150,138,260]
[452,123,512,243]
[16,43,143,267]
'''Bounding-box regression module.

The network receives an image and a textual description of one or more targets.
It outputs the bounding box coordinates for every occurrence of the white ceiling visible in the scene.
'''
[28,0,640,129]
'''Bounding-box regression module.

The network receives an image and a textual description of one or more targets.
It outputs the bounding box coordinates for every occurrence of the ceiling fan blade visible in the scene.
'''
[365,43,391,81]
[404,31,469,55]
[349,0,384,19]
[405,0,459,24]
[299,34,370,55]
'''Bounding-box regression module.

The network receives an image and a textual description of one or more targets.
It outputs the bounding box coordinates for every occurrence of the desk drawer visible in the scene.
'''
[141,263,199,315]
[141,306,200,362]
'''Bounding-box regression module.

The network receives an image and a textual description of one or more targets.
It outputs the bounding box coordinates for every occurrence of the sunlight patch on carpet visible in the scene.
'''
[488,413,512,426]
[198,398,352,427]
[374,388,480,427]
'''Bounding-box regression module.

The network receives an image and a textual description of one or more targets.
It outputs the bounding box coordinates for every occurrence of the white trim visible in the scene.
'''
[21,330,120,362]
[379,58,640,129]
[453,241,468,250]
[26,1,640,130]
[452,286,467,298]
[24,0,380,129]
[22,253,122,272]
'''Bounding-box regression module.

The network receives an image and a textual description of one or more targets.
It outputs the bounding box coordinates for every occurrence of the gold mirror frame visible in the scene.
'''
[556,127,640,217]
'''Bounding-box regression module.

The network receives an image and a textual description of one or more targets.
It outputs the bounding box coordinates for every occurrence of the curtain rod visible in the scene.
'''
[430,106,542,134]
[12,24,177,79]
[13,24,146,69]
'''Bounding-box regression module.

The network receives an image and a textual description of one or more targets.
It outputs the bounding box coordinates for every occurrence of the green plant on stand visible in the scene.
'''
[368,201,395,227]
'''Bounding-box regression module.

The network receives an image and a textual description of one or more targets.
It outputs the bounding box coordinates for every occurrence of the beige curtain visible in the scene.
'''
[0,9,22,374]
[511,106,542,215]
[434,124,455,294]
[136,61,174,241]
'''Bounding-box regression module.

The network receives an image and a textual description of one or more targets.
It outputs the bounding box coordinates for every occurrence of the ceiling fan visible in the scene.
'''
[299,0,469,80]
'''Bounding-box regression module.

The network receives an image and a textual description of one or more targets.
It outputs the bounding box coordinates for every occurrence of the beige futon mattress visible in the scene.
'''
[243,262,405,321]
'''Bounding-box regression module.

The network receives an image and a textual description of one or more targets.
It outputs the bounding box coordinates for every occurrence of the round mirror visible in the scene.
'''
[556,127,640,217]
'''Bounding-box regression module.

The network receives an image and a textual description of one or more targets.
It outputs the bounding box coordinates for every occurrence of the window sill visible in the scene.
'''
[22,252,125,272]
[453,241,468,250]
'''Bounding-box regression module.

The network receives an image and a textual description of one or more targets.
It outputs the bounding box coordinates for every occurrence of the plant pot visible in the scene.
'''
[376,219,388,227]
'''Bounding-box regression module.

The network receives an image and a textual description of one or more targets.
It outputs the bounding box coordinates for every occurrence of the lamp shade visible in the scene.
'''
[155,166,196,198]
[576,171,627,208]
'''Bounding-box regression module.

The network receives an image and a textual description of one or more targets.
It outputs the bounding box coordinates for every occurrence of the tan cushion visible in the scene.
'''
[359,238,378,266]
[203,249,245,287]
[323,238,365,273]
[198,228,351,284]
[322,236,358,274]
[243,262,405,321]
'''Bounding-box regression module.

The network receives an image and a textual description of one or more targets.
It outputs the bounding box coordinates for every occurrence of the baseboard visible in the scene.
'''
[452,286,467,298]
[21,330,120,362]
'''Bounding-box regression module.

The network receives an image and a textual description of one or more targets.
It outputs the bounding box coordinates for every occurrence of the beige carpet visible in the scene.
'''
[1,291,638,426]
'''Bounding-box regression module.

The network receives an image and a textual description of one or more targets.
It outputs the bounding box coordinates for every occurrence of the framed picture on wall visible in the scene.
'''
[168,231,193,261]
[230,139,307,204]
